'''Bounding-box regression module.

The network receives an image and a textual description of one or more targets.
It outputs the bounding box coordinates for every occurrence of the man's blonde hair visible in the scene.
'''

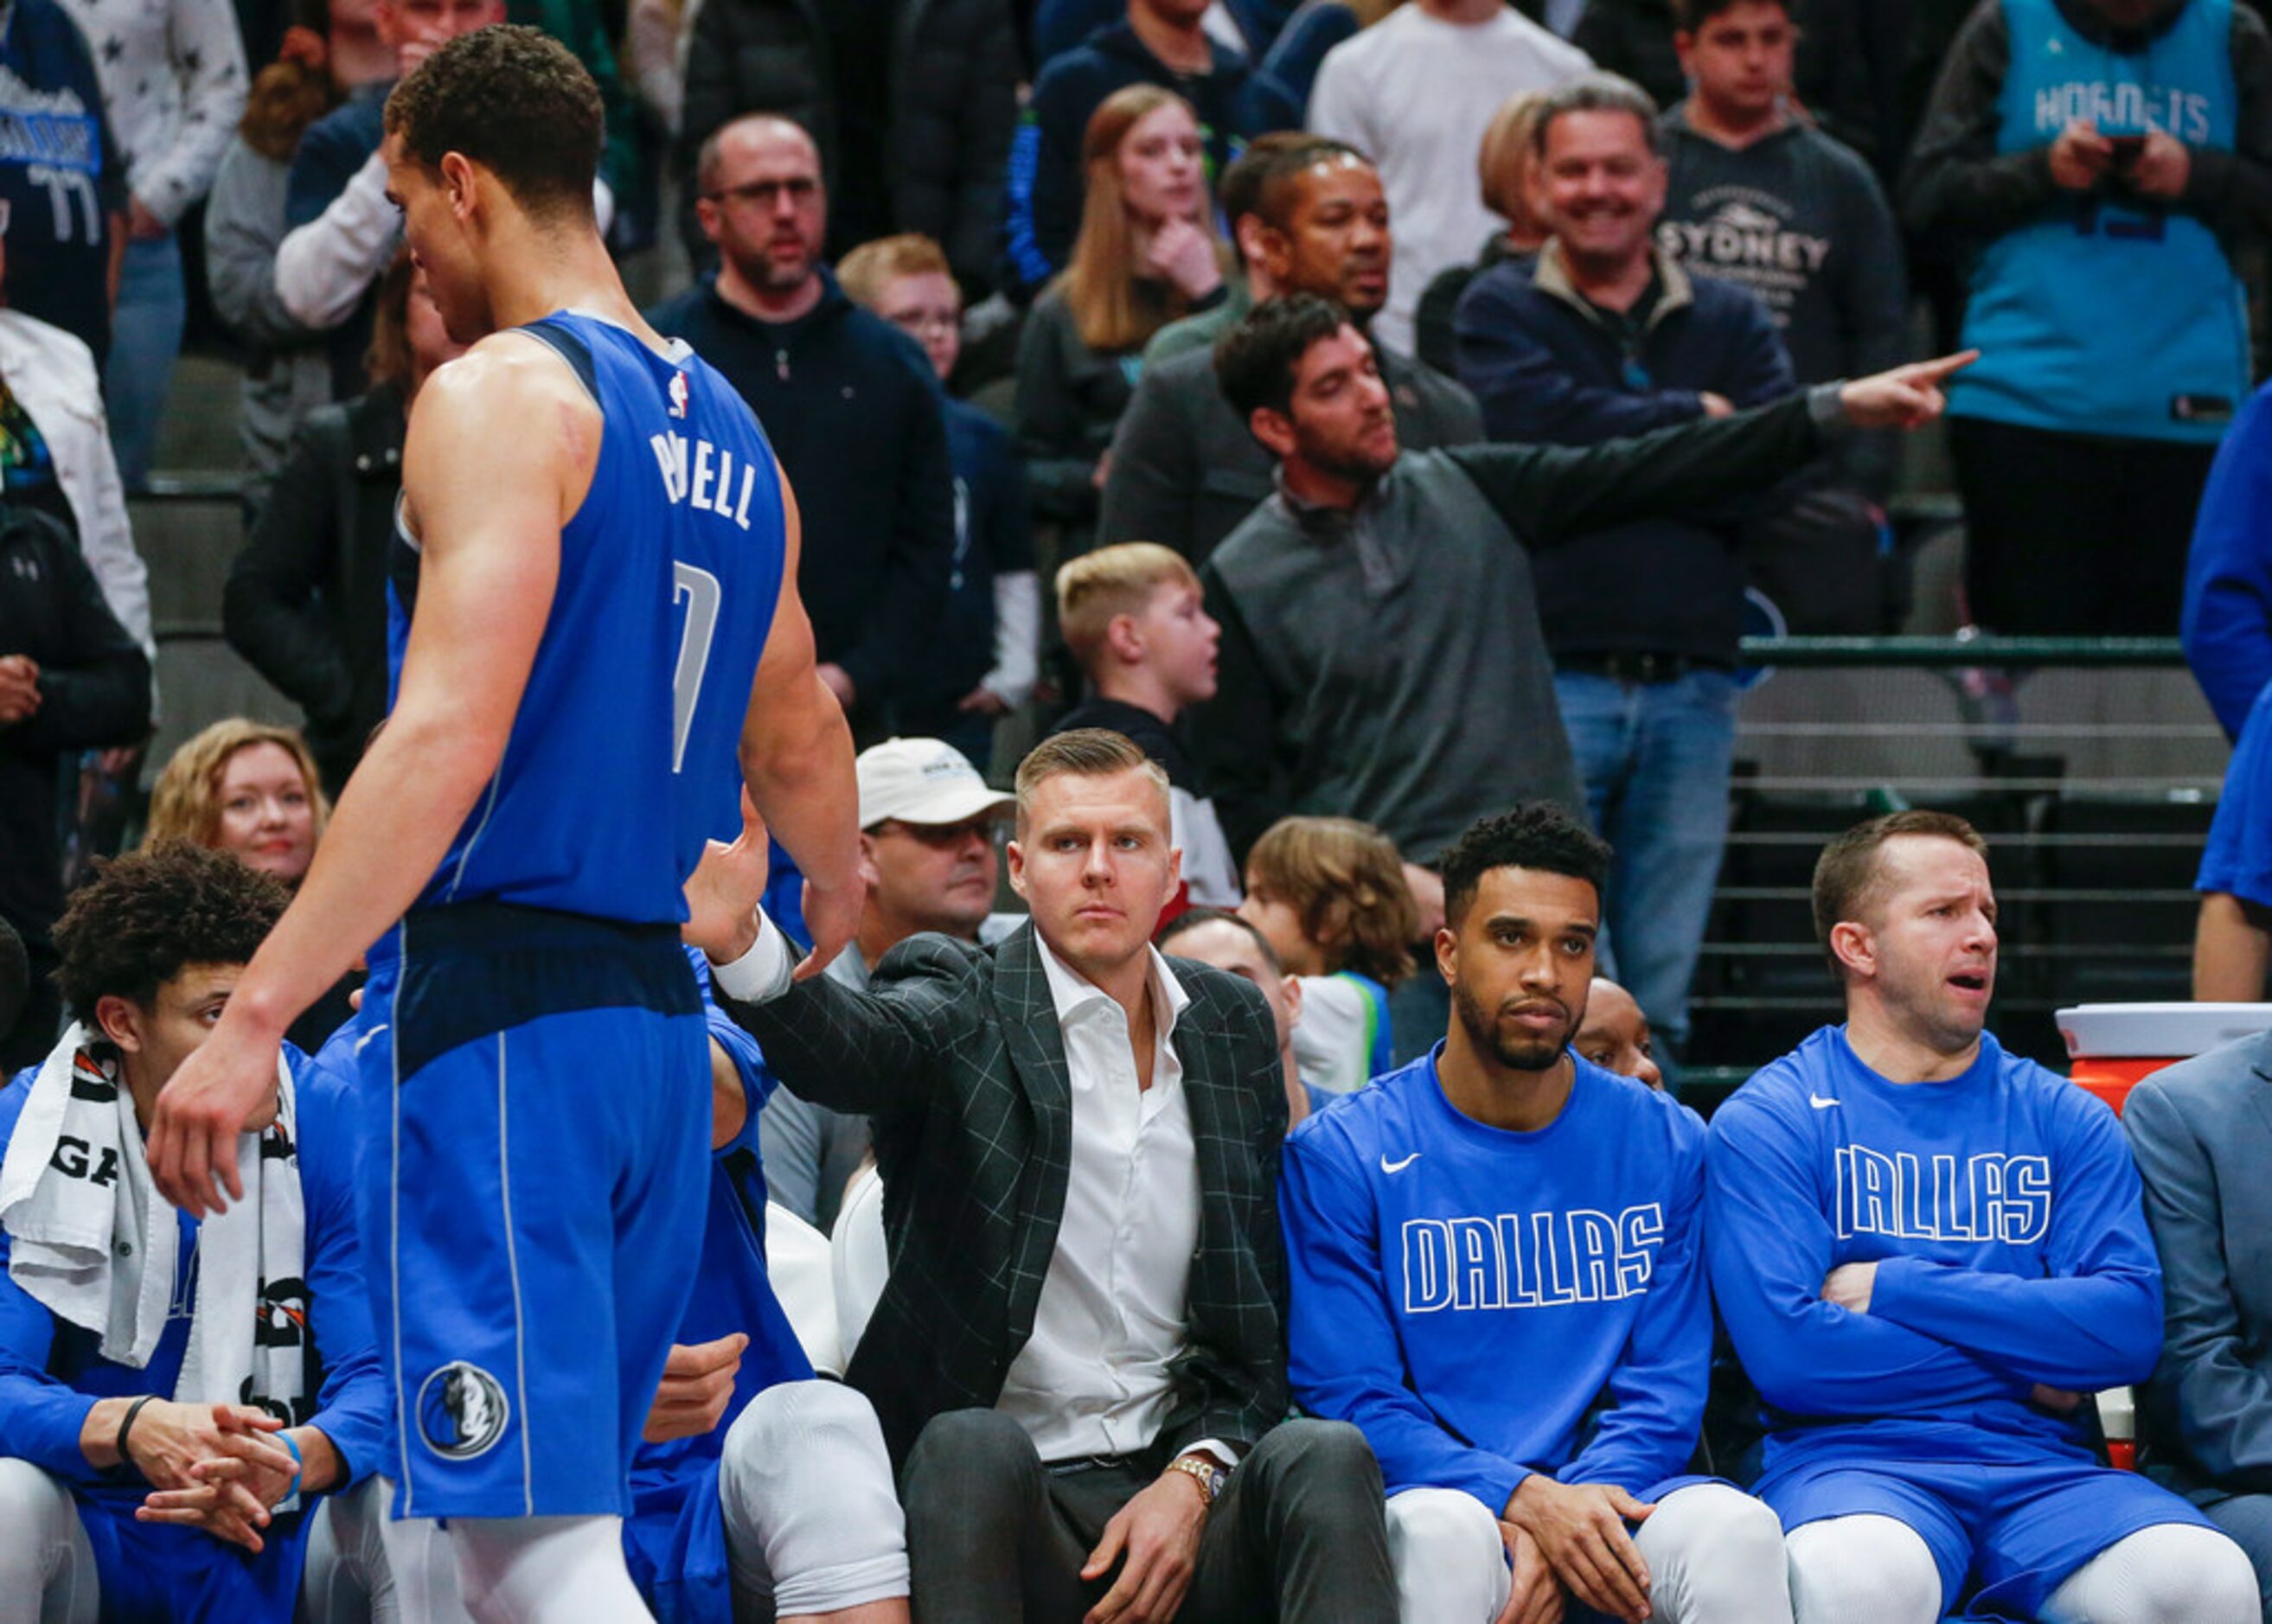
[1013,728,1171,837]
[1055,542,1200,677]
[837,232,956,310]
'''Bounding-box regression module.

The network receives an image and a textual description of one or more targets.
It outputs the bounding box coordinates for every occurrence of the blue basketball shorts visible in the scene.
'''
[356,903,710,1520]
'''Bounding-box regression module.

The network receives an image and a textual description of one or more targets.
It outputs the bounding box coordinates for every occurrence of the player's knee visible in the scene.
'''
[1246,1416,1380,1498]
[725,1378,888,1483]
[2101,1523,2263,1624]
[1647,1484,1788,1603]
[1786,1514,1941,1624]
[900,1407,1039,1529]
[1387,1487,1504,1577]
[0,1459,64,1579]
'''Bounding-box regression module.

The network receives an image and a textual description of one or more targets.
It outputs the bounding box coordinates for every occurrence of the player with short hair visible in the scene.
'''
[145,24,861,1622]
[1281,802,1795,1624]
[1709,810,2260,1623]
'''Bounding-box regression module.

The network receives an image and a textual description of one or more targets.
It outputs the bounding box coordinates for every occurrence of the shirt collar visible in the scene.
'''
[1034,930,1190,1039]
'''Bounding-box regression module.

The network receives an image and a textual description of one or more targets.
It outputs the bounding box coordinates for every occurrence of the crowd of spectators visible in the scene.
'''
[10,0,2272,1613]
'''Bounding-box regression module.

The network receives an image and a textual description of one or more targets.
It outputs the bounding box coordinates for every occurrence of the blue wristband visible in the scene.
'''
[278,1430,303,1482]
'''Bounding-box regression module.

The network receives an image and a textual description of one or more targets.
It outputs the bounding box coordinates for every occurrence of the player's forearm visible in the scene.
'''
[1869,1257,2164,1390]
[2194,892,2272,1000]
[739,669,860,898]
[227,713,503,1036]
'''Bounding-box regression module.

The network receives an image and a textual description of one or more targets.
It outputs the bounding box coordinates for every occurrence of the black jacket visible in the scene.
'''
[222,384,404,798]
[0,507,150,1063]
[718,923,1290,1467]
[676,0,1021,296]
[647,272,955,719]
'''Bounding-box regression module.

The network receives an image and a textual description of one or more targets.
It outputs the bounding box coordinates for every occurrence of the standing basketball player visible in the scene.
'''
[147,26,861,1621]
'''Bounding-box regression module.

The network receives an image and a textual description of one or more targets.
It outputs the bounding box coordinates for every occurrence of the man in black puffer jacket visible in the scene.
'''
[676,0,1022,298]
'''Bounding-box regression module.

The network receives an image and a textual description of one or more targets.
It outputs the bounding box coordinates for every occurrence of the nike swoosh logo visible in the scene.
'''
[1380,1152,1421,1174]
[1808,1094,1841,1109]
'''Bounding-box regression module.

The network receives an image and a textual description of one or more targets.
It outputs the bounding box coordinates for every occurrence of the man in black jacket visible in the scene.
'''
[676,0,1021,294]
[650,115,954,746]
[0,506,151,1070]
[691,728,1398,1624]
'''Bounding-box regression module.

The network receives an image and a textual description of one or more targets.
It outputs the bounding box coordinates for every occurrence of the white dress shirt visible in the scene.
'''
[709,917,1227,1467]
[995,937,1202,1463]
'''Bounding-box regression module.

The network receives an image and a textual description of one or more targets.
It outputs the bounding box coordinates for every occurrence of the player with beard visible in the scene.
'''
[1279,803,1796,1624]
[1707,811,2258,1624]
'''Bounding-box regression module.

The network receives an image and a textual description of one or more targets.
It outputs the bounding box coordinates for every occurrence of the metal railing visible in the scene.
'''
[1688,636,2222,1086]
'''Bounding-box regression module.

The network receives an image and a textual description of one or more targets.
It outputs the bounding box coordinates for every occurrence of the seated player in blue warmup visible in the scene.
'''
[2192,677,2272,1000]
[144,26,863,1622]
[1281,804,1795,1624]
[1706,809,2262,1624]
[0,844,387,1623]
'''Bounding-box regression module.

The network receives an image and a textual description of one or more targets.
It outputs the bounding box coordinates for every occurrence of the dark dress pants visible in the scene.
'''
[899,1409,1398,1623]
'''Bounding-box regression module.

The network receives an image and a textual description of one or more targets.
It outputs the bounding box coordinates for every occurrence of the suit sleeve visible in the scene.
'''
[1097,366,1200,555]
[1866,1097,2166,1391]
[715,935,985,1117]
[1443,393,1829,546]
[1282,1127,1529,1512]
[2127,1077,2272,1490]
[2183,387,2272,741]
[1563,1127,1712,1496]
[1706,1090,2028,1416]
[1454,273,1712,445]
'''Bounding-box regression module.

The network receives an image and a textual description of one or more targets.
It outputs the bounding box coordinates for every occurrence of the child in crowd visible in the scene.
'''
[1051,541,1241,907]
[1238,816,1418,1093]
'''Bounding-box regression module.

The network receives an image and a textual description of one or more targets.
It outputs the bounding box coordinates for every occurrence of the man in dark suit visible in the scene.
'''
[2128,1030,2272,1620]
[689,728,1397,1624]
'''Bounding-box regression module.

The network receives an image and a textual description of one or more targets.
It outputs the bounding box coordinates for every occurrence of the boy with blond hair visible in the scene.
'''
[1050,542,1240,906]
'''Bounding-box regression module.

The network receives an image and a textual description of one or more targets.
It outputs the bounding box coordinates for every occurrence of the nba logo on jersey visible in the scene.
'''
[668,370,690,419]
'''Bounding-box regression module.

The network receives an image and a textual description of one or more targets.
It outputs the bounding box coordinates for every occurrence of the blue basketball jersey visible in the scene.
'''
[387,311,786,924]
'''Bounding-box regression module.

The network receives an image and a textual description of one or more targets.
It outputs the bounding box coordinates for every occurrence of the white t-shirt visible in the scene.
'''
[1308,4,1591,354]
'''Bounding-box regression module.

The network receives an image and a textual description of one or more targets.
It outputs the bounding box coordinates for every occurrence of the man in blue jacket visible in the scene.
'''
[1707,809,2259,1623]
[1452,71,1793,1084]
[1283,803,1795,1623]
[0,842,387,1622]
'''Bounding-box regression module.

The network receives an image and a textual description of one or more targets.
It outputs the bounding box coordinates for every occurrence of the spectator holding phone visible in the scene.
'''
[1904,0,2272,636]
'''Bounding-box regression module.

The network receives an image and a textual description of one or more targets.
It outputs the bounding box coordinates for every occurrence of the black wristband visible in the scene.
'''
[114,1394,157,1470]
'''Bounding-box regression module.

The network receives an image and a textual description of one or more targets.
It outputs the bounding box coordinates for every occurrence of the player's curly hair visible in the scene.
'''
[1438,803,1612,930]
[384,24,601,221]
[53,842,288,1019]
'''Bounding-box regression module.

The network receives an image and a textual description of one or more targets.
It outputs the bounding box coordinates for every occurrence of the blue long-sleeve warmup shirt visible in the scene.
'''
[1282,1047,1712,1515]
[1705,1027,2165,1476]
[0,1050,387,1619]
[2183,380,2272,740]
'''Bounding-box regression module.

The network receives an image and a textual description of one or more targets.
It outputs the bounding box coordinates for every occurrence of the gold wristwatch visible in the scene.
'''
[1168,1452,1227,1506]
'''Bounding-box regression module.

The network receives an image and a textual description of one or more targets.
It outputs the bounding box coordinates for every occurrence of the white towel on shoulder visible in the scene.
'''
[0,1026,307,1432]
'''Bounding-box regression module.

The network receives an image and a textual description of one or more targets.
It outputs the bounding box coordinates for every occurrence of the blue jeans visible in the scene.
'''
[104,231,184,490]
[1553,668,1738,1063]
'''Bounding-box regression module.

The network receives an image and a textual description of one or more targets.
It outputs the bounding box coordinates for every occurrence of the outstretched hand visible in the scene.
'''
[682,791,774,964]
[1839,351,1979,431]
[148,1024,283,1218]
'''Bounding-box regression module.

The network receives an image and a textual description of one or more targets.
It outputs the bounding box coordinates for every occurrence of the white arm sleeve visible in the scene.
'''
[273,148,402,330]
[981,570,1040,707]
[708,910,798,1005]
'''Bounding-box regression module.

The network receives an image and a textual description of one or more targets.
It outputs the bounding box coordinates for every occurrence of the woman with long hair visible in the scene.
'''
[1014,84,1228,535]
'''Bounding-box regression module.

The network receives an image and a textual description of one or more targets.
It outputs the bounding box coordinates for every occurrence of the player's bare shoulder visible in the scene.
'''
[402,330,604,534]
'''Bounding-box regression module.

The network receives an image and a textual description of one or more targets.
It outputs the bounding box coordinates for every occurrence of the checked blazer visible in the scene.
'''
[716,919,1292,1466]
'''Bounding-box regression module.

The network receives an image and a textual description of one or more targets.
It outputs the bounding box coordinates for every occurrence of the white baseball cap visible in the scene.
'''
[856,737,1015,831]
